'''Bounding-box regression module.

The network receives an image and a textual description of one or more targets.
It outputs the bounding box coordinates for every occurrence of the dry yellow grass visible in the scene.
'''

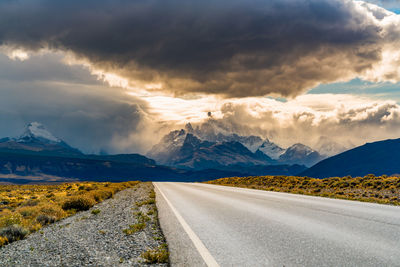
[206,174,400,205]
[0,181,139,247]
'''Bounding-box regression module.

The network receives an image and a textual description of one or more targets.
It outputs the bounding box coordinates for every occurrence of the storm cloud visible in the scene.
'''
[0,52,158,154]
[0,0,399,97]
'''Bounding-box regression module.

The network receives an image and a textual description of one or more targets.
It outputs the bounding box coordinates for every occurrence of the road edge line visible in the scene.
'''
[153,182,220,267]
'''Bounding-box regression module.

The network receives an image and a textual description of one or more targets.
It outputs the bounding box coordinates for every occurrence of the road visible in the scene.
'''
[154,182,400,267]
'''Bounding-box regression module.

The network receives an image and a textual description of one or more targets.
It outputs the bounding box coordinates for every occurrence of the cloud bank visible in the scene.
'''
[1,51,400,154]
[182,95,400,150]
[0,52,159,154]
[0,0,399,97]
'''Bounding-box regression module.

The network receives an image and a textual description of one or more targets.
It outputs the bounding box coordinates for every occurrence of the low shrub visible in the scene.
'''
[21,199,39,207]
[206,175,400,205]
[39,204,66,219]
[29,222,42,232]
[0,214,23,227]
[0,236,7,246]
[0,225,29,242]
[18,207,37,219]
[62,196,95,211]
[90,190,113,202]
[36,214,56,225]
[0,199,9,205]
[0,181,139,246]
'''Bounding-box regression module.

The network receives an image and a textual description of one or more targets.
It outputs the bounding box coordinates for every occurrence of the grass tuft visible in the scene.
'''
[123,223,146,235]
[141,244,169,264]
[91,209,101,215]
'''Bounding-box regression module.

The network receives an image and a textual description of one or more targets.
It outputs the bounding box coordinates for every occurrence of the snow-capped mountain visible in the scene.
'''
[278,143,323,167]
[0,122,82,156]
[147,129,187,165]
[18,122,61,144]
[181,122,324,165]
[172,133,272,169]
[147,127,274,168]
[185,123,264,152]
[257,139,285,159]
[148,124,326,168]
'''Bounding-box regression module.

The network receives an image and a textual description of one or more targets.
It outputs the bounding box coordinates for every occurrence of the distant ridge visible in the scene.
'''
[0,122,306,183]
[301,138,400,178]
[148,124,324,168]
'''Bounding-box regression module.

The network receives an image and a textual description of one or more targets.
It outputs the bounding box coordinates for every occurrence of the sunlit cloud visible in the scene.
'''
[0,46,30,61]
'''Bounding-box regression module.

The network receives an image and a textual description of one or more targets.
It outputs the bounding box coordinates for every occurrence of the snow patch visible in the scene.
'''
[19,122,60,143]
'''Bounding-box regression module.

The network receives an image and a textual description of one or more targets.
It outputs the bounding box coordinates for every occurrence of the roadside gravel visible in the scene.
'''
[0,182,168,267]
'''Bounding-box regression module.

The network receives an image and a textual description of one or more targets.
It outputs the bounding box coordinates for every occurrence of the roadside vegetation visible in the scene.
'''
[122,183,169,264]
[142,244,169,264]
[206,174,400,205]
[0,181,139,247]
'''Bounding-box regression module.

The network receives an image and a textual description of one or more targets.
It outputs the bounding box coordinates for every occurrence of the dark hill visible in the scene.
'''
[0,150,305,183]
[301,138,400,178]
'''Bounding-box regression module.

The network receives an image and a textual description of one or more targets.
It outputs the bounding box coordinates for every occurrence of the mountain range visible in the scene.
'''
[1,122,398,183]
[0,122,307,183]
[0,123,183,182]
[148,124,325,168]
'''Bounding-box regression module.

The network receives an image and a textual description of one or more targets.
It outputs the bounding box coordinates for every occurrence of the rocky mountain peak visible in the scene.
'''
[18,122,61,144]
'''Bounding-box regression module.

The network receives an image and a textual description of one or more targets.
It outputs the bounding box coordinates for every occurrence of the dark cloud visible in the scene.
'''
[0,0,399,97]
[0,53,156,154]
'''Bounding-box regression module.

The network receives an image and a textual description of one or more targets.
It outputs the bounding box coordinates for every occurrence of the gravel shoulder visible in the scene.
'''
[0,182,168,267]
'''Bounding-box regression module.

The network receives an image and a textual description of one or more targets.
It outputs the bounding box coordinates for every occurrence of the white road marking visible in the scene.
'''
[154,182,220,267]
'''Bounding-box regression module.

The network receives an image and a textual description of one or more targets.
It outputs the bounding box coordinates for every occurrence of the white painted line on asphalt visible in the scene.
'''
[154,182,220,267]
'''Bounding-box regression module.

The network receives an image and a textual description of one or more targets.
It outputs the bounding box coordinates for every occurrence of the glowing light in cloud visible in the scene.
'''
[0,46,30,61]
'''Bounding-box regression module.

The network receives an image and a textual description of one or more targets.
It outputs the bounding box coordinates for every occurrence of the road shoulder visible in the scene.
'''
[155,182,207,267]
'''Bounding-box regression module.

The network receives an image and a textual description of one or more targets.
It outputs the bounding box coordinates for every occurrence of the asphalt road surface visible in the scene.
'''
[154,182,400,267]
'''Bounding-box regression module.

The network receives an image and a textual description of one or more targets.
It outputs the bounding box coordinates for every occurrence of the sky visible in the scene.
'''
[0,0,400,154]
